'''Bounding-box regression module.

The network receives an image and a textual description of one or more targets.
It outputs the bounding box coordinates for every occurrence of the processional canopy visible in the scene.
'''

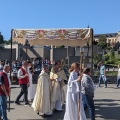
[12,28,92,47]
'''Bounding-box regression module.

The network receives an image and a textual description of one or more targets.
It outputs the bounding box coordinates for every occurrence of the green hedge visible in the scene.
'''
[93,71,118,76]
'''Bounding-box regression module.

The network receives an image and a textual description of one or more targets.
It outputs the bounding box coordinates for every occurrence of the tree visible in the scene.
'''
[104,54,109,61]
[93,55,102,64]
[93,40,98,45]
[4,38,11,45]
[97,35,107,49]
[0,32,4,44]
[109,49,115,63]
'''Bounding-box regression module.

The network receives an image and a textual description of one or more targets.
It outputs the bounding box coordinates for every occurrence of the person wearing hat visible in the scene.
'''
[15,60,30,106]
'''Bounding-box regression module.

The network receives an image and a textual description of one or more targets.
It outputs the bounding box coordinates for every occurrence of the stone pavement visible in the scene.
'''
[7,84,120,120]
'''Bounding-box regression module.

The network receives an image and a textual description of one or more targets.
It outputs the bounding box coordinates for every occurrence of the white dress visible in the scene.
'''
[28,67,35,101]
[64,71,86,120]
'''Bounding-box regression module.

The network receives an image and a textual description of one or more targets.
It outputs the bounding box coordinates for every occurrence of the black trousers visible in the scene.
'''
[15,84,28,104]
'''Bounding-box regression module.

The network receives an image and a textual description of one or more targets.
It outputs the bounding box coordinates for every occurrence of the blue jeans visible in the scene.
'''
[0,95,8,120]
[82,94,95,120]
[116,78,120,87]
[98,74,107,87]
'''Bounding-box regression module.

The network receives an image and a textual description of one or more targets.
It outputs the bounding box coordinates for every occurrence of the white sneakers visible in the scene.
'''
[44,110,53,115]
[96,86,107,88]
[103,86,107,88]
[114,86,118,89]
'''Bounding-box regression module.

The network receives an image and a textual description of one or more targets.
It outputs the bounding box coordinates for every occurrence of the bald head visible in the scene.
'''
[3,65,10,73]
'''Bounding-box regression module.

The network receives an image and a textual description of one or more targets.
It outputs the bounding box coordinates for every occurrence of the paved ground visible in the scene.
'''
[7,84,120,120]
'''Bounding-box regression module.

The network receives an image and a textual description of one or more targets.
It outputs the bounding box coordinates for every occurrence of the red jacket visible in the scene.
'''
[18,68,29,85]
[0,72,10,96]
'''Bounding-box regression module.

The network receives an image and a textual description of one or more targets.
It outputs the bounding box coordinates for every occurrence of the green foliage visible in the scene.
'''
[0,32,11,49]
[56,45,65,48]
[97,35,107,49]
[106,46,112,50]
[110,49,115,56]
[0,46,3,50]
[104,54,109,61]
[109,50,115,63]
[93,71,99,76]
[93,71,117,76]
[93,55,102,64]
[4,39,11,45]
[0,32,4,44]
[104,49,120,66]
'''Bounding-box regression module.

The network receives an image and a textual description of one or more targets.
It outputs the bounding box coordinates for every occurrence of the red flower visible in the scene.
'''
[63,30,66,33]
[38,30,41,33]
[58,29,62,33]
[41,30,45,33]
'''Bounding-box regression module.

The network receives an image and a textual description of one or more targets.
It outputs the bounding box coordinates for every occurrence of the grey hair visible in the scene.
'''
[22,60,27,65]
[3,64,10,69]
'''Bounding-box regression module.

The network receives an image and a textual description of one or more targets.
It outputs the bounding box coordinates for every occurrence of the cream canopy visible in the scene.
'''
[12,28,93,46]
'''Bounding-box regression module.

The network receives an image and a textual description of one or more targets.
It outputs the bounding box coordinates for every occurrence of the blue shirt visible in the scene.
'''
[100,65,105,75]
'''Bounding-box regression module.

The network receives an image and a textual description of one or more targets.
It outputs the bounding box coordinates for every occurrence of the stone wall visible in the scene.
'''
[0,48,16,60]
[69,56,80,65]
[20,47,50,60]
[53,48,67,62]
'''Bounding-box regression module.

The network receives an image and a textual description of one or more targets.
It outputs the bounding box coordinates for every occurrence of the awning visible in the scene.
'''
[12,28,93,47]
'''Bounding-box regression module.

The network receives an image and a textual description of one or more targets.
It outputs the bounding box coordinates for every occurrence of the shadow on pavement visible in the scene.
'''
[40,105,65,120]
[94,99,120,120]
[7,101,15,104]
[37,101,120,120]
[11,86,20,89]
[7,108,15,110]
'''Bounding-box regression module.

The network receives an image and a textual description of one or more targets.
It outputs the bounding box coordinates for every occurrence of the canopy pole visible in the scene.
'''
[9,29,13,112]
[80,51,83,73]
[26,45,28,60]
[25,39,29,61]
[91,29,94,77]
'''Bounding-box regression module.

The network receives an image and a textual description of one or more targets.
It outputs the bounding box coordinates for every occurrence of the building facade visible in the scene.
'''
[94,32,118,46]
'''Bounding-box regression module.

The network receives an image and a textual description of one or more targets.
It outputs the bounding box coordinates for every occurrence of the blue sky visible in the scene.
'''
[0,0,120,40]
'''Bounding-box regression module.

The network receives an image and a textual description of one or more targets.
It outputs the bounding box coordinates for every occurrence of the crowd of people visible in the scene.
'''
[16,60,95,120]
[1,59,120,120]
[0,58,51,73]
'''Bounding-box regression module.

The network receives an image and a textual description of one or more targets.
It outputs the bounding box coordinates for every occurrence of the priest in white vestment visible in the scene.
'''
[31,65,53,115]
[50,65,63,111]
[56,62,67,105]
[64,62,86,120]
